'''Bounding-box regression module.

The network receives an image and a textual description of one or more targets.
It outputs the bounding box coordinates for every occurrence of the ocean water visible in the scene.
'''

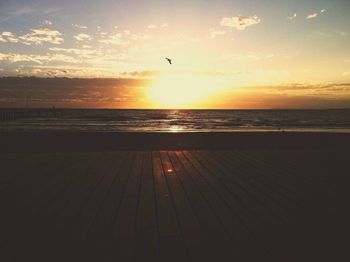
[1,109,350,132]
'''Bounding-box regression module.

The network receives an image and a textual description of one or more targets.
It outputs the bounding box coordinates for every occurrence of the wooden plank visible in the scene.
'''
[0,153,80,250]
[0,154,65,195]
[159,151,216,261]
[21,153,112,261]
[202,150,294,221]
[131,151,159,260]
[57,152,126,260]
[219,150,301,203]
[168,151,234,260]
[0,153,93,260]
[233,150,312,195]
[0,154,44,187]
[242,150,328,189]
[195,151,298,256]
[196,152,290,259]
[182,151,271,260]
[104,151,144,262]
[152,151,187,262]
[76,151,135,261]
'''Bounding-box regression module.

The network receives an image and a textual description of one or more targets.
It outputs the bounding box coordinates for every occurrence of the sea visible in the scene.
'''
[1,109,350,132]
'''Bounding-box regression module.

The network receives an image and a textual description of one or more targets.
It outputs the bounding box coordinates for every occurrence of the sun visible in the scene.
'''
[148,71,222,108]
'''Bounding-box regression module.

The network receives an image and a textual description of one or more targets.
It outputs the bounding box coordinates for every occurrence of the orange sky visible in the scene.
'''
[0,0,350,108]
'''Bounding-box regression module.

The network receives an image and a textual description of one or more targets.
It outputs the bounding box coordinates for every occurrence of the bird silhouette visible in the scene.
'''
[165,57,172,65]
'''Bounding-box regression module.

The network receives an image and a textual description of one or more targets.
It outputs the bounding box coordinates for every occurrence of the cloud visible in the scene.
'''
[312,30,347,38]
[99,33,127,45]
[8,6,36,16]
[43,20,52,25]
[19,28,63,45]
[73,24,88,29]
[306,13,318,19]
[209,29,226,38]
[49,47,101,58]
[0,77,149,107]
[223,52,275,61]
[0,52,79,65]
[120,70,159,78]
[220,15,261,30]
[147,25,157,29]
[73,33,93,41]
[312,31,333,38]
[337,31,348,37]
[287,13,297,20]
[342,72,350,76]
[162,23,168,28]
[306,10,326,20]
[130,33,151,41]
[1,31,19,43]
[257,83,350,94]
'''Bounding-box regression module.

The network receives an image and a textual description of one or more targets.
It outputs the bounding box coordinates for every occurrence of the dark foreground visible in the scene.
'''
[0,133,349,261]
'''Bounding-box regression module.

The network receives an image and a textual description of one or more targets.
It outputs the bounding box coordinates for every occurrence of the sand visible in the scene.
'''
[1,131,350,153]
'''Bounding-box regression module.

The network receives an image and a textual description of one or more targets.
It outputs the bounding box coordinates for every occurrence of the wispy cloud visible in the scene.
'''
[19,28,63,45]
[130,33,151,41]
[49,47,101,58]
[43,20,52,26]
[287,13,297,20]
[222,52,275,61]
[147,25,157,29]
[73,33,93,41]
[0,52,78,65]
[209,29,226,38]
[306,13,318,19]
[337,31,348,37]
[99,33,127,45]
[256,82,350,94]
[312,31,333,38]
[220,15,261,30]
[73,24,88,29]
[8,6,36,16]
[0,77,148,107]
[306,9,326,20]
[0,32,19,43]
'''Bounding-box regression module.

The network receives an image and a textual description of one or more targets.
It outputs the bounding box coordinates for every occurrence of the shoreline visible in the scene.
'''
[1,131,350,153]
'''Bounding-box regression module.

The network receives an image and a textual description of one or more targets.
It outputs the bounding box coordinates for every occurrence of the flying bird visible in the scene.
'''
[165,57,172,65]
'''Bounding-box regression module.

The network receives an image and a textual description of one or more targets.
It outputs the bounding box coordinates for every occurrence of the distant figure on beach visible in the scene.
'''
[165,57,172,65]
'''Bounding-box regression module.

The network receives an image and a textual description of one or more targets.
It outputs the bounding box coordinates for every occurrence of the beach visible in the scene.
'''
[1,131,349,261]
[1,131,350,152]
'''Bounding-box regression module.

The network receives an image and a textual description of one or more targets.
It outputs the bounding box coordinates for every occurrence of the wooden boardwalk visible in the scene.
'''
[0,150,349,261]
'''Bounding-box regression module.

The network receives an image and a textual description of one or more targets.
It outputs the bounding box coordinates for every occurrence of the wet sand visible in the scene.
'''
[1,131,350,153]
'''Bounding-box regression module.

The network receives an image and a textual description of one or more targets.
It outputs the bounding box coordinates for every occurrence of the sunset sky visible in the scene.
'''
[1,0,350,108]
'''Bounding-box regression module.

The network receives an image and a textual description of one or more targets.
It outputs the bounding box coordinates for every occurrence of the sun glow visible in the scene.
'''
[148,71,226,108]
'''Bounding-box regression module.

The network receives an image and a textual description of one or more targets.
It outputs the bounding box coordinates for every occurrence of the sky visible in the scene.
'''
[0,0,350,108]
